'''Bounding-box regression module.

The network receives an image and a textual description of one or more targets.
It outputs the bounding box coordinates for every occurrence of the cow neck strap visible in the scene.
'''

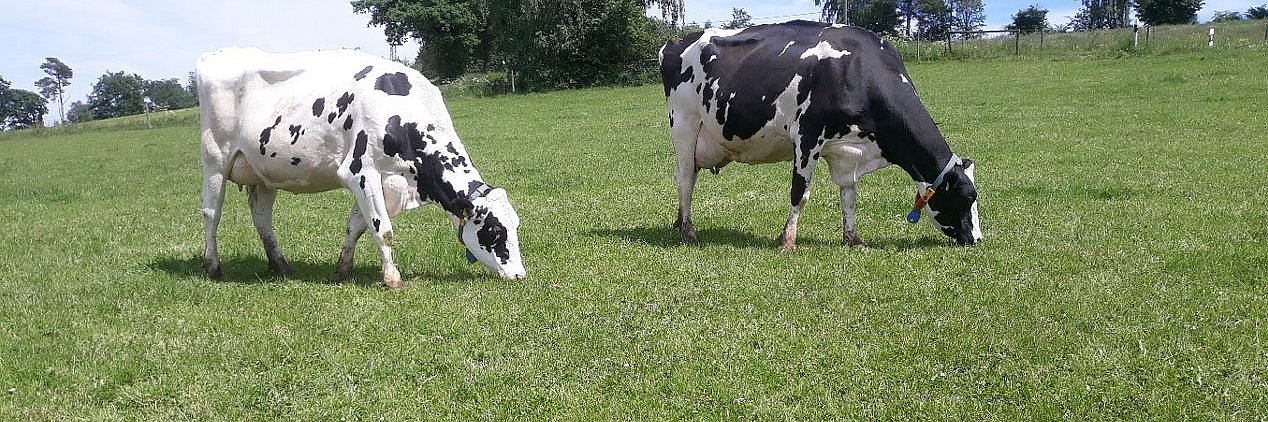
[906,154,961,224]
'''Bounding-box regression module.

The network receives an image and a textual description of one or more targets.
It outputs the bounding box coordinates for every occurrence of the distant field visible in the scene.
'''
[1,50,1265,419]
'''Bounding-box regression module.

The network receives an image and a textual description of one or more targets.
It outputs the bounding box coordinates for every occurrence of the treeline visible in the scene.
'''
[352,0,690,92]
[0,57,197,130]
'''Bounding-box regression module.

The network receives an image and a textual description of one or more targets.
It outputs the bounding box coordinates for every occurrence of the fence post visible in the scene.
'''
[916,36,921,62]
[1208,27,1215,47]
[1133,24,1139,48]
[1263,22,1266,41]
[1014,31,1020,55]
[1040,29,1045,49]
[946,33,952,53]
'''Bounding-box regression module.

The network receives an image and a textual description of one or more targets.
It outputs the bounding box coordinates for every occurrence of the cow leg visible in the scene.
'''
[335,205,367,282]
[779,137,824,251]
[670,121,702,243]
[247,185,292,277]
[824,155,866,247]
[338,169,402,290]
[200,169,228,280]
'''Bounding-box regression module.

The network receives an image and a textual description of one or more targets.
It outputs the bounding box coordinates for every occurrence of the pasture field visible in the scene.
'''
[2,50,1266,420]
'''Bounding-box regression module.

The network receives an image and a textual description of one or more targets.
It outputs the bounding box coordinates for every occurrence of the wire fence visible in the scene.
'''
[894,20,1268,62]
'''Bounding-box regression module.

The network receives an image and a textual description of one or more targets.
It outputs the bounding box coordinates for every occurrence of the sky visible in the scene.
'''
[1,0,1261,122]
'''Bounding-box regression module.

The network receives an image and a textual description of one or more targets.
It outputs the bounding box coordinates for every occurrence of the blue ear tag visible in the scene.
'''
[906,209,922,223]
[465,250,477,263]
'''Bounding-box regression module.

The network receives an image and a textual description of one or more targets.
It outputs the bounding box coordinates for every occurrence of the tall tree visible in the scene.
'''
[87,71,145,119]
[722,8,752,29]
[34,57,72,124]
[1210,10,1242,21]
[897,0,918,36]
[1136,0,1202,24]
[1007,5,1049,34]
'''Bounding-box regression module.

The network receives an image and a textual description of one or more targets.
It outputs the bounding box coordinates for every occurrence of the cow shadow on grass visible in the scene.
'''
[589,226,836,249]
[149,254,486,287]
[588,225,950,250]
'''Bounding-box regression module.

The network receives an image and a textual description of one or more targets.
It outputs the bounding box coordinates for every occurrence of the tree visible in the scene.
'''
[1071,0,1134,30]
[1210,10,1242,22]
[948,0,986,34]
[353,0,684,84]
[34,57,72,125]
[1245,4,1268,19]
[722,8,752,29]
[1136,0,1202,25]
[187,72,200,106]
[815,0,850,24]
[67,100,94,123]
[1007,5,1049,34]
[143,78,197,110]
[87,71,145,119]
[897,0,918,36]
[0,77,49,130]
[915,0,954,39]
[817,0,901,35]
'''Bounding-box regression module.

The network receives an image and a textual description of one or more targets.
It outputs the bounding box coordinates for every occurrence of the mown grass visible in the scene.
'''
[1,49,1266,419]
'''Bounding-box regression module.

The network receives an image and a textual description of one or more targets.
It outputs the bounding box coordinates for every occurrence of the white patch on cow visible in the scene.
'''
[899,73,910,84]
[778,41,796,56]
[800,41,851,60]
[964,161,983,242]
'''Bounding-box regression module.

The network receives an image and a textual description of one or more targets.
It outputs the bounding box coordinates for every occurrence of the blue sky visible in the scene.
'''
[1,0,1260,123]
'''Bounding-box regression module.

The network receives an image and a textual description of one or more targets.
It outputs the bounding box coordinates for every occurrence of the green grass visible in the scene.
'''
[2,49,1267,419]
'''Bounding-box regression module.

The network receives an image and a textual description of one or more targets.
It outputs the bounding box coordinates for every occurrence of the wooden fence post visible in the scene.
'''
[1014,31,1020,55]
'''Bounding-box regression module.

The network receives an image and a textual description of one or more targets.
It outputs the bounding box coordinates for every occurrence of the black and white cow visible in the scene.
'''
[659,21,982,248]
[197,47,525,289]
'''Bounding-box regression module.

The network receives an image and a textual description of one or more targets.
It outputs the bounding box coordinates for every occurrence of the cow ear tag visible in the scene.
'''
[907,187,936,224]
[906,208,922,223]
[465,250,477,264]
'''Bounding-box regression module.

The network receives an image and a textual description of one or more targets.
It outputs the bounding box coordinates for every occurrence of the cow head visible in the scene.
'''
[459,188,526,280]
[921,158,983,245]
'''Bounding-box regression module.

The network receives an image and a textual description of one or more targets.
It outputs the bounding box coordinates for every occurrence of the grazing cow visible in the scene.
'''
[659,21,982,248]
[196,47,525,289]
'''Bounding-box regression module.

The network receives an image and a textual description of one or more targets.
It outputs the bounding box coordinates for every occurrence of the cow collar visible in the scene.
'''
[906,154,962,224]
[457,183,493,263]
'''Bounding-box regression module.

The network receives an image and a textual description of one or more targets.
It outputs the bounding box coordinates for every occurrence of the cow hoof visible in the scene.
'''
[203,261,224,280]
[383,280,404,291]
[844,232,867,247]
[777,232,798,252]
[268,260,293,278]
[674,219,697,243]
[382,269,404,291]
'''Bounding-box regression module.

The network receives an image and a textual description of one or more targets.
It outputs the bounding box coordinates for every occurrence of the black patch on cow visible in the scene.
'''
[374,72,412,96]
[426,124,435,132]
[291,157,301,166]
[791,171,808,206]
[658,34,702,96]
[378,116,473,218]
[382,115,424,159]
[354,66,374,81]
[359,175,366,190]
[373,218,381,232]
[288,125,302,144]
[475,213,512,264]
[350,131,369,174]
[327,112,337,124]
[678,66,694,86]
[312,98,325,117]
[336,92,354,117]
[343,115,354,131]
[258,116,282,155]
[270,152,277,157]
